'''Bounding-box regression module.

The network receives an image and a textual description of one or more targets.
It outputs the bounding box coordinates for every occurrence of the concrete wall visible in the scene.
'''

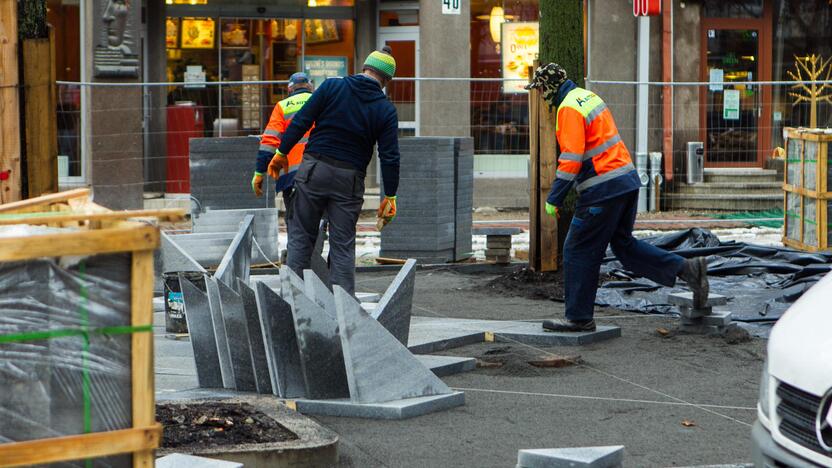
[671,0,701,184]
[145,0,168,194]
[418,0,469,137]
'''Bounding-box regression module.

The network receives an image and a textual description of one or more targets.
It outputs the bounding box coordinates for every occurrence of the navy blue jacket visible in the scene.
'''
[278,74,400,196]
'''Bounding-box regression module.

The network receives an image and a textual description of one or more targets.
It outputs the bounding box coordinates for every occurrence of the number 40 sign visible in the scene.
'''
[442,0,460,15]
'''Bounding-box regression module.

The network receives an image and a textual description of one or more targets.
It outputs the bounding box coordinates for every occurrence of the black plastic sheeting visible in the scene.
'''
[596,228,832,332]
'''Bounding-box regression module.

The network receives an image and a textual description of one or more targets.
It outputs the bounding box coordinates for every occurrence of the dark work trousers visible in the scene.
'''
[287,156,365,295]
[563,190,685,321]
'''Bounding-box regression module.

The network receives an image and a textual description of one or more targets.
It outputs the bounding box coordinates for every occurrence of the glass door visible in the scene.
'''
[703,28,761,166]
[378,29,419,136]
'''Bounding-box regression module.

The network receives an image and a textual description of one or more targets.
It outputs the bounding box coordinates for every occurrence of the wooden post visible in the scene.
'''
[22,28,58,198]
[131,250,157,468]
[528,62,559,272]
[0,0,22,203]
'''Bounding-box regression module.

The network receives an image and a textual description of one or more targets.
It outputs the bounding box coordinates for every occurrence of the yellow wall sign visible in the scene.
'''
[181,18,215,49]
[502,22,539,94]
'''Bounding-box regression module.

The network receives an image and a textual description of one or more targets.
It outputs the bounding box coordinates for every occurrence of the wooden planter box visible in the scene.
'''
[782,128,832,252]
[0,189,183,468]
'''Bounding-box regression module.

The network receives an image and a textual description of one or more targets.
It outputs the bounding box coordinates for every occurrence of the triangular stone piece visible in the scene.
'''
[334,286,452,404]
[216,280,257,392]
[162,232,207,273]
[286,281,349,400]
[279,265,306,306]
[179,275,222,388]
[311,221,332,290]
[253,282,305,398]
[215,214,254,293]
[372,259,416,346]
[238,280,273,395]
[204,275,235,389]
[304,269,336,318]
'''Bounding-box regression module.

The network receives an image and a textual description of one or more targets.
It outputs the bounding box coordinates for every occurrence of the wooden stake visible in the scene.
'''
[0,0,22,203]
[131,250,157,468]
[22,29,58,197]
[528,65,541,271]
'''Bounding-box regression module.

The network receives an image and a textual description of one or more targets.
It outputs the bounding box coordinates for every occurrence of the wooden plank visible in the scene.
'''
[528,82,540,271]
[539,98,558,272]
[0,0,21,203]
[0,424,162,468]
[0,208,186,226]
[22,35,58,198]
[131,250,156,468]
[0,188,90,213]
[0,225,159,262]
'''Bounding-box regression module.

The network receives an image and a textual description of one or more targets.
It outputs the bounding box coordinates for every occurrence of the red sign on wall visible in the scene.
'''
[633,0,661,16]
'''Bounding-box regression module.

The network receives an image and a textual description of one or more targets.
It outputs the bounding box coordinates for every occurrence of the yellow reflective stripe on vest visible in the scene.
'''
[576,163,635,192]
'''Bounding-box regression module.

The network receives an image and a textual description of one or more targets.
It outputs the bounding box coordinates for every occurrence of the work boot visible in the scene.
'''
[678,257,709,309]
[542,318,596,333]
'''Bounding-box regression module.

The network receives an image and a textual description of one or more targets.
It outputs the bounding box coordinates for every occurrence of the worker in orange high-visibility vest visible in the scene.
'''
[251,72,314,221]
[526,63,710,333]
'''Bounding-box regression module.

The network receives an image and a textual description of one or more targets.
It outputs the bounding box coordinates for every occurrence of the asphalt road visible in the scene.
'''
[318,269,766,468]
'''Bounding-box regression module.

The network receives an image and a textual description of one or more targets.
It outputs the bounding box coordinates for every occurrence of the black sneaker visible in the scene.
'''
[542,318,596,333]
[679,257,710,309]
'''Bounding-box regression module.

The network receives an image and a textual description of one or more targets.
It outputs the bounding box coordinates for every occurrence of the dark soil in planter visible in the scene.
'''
[158,402,298,450]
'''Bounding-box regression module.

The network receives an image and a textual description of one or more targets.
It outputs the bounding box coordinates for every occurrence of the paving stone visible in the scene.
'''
[517,446,624,468]
[253,282,305,398]
[486,255,512,264]
[291,391,465,420]
[216,281,257,392]
[179,276,223,388]
[485,248,511,257]
[415,355,477,377]
[702,311,733,327]
[667,292,728,308]
[214,214,254,293]
[286,279,350,399]
[156,453,243,468]
[334,286,452,404]
[204,276,235,389]
[679,306,712,319]
[356,292,381,303]
[486,239,513,249]
[472,227,524,236]
[372,259,416,346]
[237,280,272,395]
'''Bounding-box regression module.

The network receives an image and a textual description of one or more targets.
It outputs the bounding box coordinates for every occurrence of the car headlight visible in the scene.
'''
[759,359,771,420]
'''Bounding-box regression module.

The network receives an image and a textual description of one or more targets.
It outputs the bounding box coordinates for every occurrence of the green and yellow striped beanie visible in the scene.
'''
[363,46,396,80]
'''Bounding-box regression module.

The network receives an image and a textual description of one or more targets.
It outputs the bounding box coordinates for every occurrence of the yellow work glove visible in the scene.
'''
[545,202,558,218]
[251,171,264,197]
[377,196,397,230]
[267,151,289,179]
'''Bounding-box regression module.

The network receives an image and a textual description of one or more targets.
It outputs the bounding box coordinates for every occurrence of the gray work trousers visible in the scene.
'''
[287,156,365,295]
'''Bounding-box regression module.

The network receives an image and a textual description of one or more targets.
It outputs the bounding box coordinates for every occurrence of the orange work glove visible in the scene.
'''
[251,171,264,197]
[267,151,289,179]
[376,196,397,230]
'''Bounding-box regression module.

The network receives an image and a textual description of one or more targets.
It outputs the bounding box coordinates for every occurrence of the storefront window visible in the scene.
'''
[165,16,354,138]
[48,0,83,178]
[470,0,538,154]
[772,0,832,144]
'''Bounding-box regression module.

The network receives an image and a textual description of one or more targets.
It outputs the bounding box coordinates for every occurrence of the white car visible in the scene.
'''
[753,270,832,467]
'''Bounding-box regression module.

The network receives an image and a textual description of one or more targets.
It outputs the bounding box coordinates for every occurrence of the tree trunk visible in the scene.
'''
[539,0,585,261]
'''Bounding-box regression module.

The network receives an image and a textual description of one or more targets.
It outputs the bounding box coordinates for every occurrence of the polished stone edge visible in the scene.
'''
[415,355,477,378]
[288,392,465,420]
[497,326,622,346]
[517,445,625,468]
[407,332,487,354]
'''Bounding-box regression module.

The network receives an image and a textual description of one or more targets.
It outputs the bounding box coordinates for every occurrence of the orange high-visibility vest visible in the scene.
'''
[261,91,313,190]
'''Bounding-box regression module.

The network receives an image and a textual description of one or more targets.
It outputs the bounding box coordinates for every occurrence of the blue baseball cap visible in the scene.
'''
[288,72,310,87]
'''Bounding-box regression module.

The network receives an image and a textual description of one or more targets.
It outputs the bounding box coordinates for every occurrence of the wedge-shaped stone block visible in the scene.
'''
[304,269,336,318]
[415,355,477,377]
[311,223,332,290]
[215,214,254,293]
[205,276,235,389]
[179,275,222,388]
[372,259,416,346]
[517,446,624,468]
[702,311,733,327]
[667,291,728,308]
[216,280,257,392]
[334,286,452,404]
[254,282,306,398]
[279,266,306,306]
[290,392,464,420]
[238,280,272,395]
[288,281,350,399]
[162,232,207,274]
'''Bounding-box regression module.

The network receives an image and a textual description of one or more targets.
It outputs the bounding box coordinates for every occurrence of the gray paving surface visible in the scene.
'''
[155,268,766,467]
